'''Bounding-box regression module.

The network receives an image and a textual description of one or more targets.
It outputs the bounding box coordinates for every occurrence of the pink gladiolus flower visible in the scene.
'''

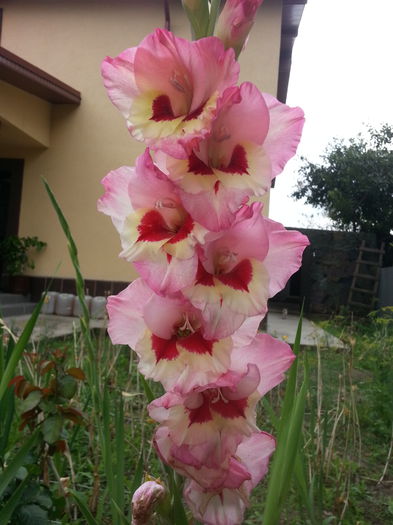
[107,279,234,393]
[150,365,263,483]
[215,0,264,58]
[149,334,294,487]
[159,82,304,231]
[97,149,206,295]
[101,29,239,157]
[183,202,309,339]
[131,480,166,525]
[183,432,275,525]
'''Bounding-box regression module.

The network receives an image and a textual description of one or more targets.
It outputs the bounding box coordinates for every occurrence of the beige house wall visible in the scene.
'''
[0,0,282,282]
[0,81,51,148]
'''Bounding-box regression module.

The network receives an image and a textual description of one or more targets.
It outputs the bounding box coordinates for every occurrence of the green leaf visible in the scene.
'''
[171,475,188,525]
[57,375,77,399]
[0,386,15,459]
[12,503,49,525]
[0,297,45,402]
[263,312,309,525]
[0,476,30,525]
[42,179,90,326]
[110,498,129,525]
[207,0,221,36]
[70,490,99,525]
[182,0,210,39]
[129,452,144,499]
[139,374,155,403]
[42,415,63,444]
[20,391,42,413]
[0,430,39,499]
[114,395,125,514]
[101,385,119,525]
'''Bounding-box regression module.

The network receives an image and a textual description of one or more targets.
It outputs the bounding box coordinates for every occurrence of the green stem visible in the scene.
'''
[207,0,221,36]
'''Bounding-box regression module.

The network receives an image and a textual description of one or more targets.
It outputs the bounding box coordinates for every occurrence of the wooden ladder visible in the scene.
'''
[348,240,385,310]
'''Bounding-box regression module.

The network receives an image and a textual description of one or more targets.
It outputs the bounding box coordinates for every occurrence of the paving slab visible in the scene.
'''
[1,314,106,342]
[267,313,344,348]
[1,312,344,349]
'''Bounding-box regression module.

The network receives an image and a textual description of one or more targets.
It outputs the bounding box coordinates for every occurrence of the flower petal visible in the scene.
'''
[107,279,152,348]
[97,166,134,233]
[262,218,310,297]
[101,47,138,118]
[263,92,305,179]
[134,252,197,295]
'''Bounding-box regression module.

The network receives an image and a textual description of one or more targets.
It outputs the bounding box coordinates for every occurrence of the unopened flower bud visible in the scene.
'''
[131,480,166,525]
[182,0,204,8]
[182,0,210,39]
[215,0,264,58]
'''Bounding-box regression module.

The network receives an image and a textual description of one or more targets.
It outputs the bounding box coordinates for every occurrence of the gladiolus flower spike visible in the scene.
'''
[100,6,308,524]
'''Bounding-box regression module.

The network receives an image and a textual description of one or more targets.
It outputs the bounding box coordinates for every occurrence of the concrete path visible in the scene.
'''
[1,314,105,342]
[2,312,344,349]
[267,313,344,348]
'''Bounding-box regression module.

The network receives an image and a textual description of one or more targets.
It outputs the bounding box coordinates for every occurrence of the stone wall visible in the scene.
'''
[271,228,377,314]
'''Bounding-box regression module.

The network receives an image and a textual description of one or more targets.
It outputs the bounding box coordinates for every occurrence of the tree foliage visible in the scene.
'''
[293,124,393,244]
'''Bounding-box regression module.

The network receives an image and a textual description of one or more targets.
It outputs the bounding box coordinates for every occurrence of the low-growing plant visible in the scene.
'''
[0,236,46,276]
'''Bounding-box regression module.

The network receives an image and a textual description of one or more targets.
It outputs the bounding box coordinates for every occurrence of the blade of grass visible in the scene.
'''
[0,387,15,459]
[70,490,100,525]
[43,179,89,324]
[171,473,188,525]
[0,327,5,378]
[43,179,99,400]
[262,397,279,430]
[110,498,129,525]
[0,295,45,402]
[263,310,309,525]
[114,394,125,515]
[102,384,118,525]
[129,451,144,498]
[0,430,39,498]
[139,374,155,403]
[44,179,129,525]
[264,365,309,524]
[277,304,304,437]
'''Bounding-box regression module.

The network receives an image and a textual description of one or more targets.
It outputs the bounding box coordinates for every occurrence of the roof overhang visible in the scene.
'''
[0,46,81,105]
[277,0,307,103]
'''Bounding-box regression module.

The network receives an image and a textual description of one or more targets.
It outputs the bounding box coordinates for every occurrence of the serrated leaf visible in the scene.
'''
[57,375,77,399]
[20,390,42,412]
[13,503,49,525]
[66,367,86,381]
[33,489,52,510]
[15,466,28,481]
[42,415,63,444]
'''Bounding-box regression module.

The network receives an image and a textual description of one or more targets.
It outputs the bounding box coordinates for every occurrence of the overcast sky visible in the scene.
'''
[269,0,393,228]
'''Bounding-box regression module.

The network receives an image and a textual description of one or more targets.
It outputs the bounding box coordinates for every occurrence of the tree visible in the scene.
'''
[292,124,393,249]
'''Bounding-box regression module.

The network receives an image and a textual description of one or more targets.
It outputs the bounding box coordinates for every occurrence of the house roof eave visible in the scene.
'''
[0,46,81,105]
[277,0,307,103]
